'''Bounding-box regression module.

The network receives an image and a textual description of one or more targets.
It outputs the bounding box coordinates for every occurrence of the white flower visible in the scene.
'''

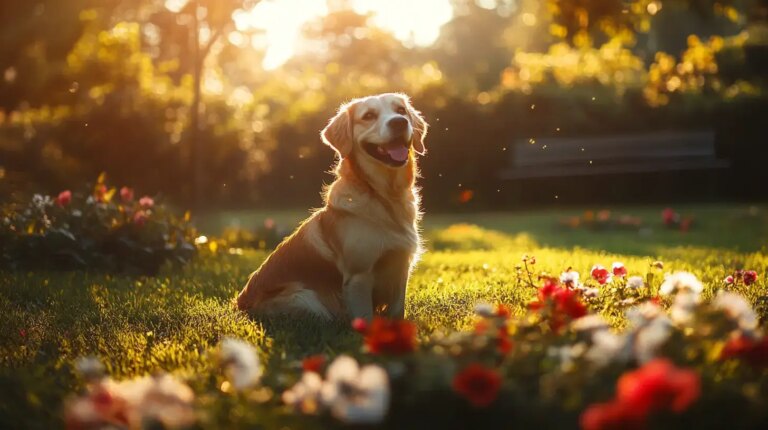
[626,302,672,363]
[713,291,758,331]
[220,337,261,390]
[670,291,699,326]
[583,287,600,298]
[626,301,664,326]
[659,271,703,296]
[320,355,390,424]
[620,298,637,307]
[571,314,609,333]
[627,276,644,290]
[474,302,494,317]
[633,316,672,363]
[75,356,104,380]
[65,373,195,429]
[31,194,53,209]
[283,371,324,414]
[140,374,196,429]
[585,331,627,367]
[547,343,586,371]
[560,270,581,287]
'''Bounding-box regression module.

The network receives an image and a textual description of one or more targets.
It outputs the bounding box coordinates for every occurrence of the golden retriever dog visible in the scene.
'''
[236,93,428,320]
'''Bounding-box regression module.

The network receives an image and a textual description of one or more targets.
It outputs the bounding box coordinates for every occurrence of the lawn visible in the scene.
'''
[1,204,767,429]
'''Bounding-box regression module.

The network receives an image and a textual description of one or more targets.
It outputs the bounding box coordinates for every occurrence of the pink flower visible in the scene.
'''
[743,271,758,286]
[724,275,735,285]
[139,196,154,208]
[591,265,612,285]
[120,187,134,203]
[611,262,627,278]
[56,190,72,207]
[133,211,148,226]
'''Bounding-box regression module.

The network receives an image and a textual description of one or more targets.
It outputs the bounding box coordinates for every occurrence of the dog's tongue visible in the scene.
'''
[386,145,409,162]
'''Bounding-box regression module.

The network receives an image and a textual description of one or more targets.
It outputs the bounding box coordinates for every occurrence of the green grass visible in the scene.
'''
[1,204,767,428]
[198,203,768,254]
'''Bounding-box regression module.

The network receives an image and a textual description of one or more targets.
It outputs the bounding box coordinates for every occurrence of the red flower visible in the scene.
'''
[301,355,325,373]
[453,363,502,407]
[19,329,27,338]
[474,319,489,334]
[743,270,758,286]
[616,359,700,415]
[119,187,134,203]
[56,190,72,207]
[662,208,678,225]
[497,327,514,355]
[591,265,612,285]
[680,217,692,232]
[94,184,108,202]
[724,275,735,285]
[580,359,700,430]
[351,317,368,333]
[721,335,768,368]
[139,196,154,208]
[363,317,417,355]
[132,211,148,226]
[495,304,511,318]
[581,401,643,430]
[611,262,627,278]
[529,280,587,333]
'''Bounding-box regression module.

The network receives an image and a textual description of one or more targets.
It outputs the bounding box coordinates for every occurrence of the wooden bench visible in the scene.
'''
[499,131,730,179]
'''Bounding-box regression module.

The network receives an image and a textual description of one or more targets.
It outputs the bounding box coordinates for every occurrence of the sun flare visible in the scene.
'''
[231,0,454,70]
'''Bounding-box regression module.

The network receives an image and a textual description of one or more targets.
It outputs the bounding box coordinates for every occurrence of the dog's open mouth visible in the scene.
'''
[362,137,410,167]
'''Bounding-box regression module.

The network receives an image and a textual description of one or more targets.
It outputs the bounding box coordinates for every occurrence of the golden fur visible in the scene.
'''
[236,93,428,319]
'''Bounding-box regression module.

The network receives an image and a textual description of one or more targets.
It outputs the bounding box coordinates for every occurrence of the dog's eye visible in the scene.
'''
[396,106,407,115]
[362,111,377,121]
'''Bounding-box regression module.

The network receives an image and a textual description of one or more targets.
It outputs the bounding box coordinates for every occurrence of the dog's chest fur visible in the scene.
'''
[318,179,420,275]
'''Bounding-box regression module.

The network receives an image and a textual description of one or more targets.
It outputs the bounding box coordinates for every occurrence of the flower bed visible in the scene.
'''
[0,174,196,274]
[64,264,766,429]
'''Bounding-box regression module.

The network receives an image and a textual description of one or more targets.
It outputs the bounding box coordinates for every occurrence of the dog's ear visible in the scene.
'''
[406,99,428,155]
[321,102,355,158]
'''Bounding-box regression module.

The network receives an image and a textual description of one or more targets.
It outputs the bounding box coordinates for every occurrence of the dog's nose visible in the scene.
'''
[387,116,409,134]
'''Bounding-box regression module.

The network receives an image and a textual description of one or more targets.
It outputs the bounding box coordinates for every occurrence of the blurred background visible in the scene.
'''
[1,0,766,212]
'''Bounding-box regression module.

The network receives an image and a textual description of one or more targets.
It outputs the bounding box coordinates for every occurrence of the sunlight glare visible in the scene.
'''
[351,0,453,47]
[234,0,454,70]
[236,0,329,70]
[164,0,189,13]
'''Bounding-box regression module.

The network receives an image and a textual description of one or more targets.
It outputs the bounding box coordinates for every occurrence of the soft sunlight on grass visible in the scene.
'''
[2,206,766,428]
[198,204,768,254]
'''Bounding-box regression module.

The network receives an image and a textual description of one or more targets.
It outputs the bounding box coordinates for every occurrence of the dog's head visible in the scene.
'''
[321,93,428,168]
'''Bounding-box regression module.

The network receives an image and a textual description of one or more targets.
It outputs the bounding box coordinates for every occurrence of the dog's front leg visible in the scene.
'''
[343,272,374,319]
[373,250,411,319]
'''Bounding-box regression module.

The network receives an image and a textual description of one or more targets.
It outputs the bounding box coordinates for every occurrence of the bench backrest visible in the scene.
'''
[513,131,717,167]
[500,130,728,178]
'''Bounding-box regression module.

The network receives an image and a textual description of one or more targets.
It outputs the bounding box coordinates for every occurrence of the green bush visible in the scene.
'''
[0,175,196,274]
